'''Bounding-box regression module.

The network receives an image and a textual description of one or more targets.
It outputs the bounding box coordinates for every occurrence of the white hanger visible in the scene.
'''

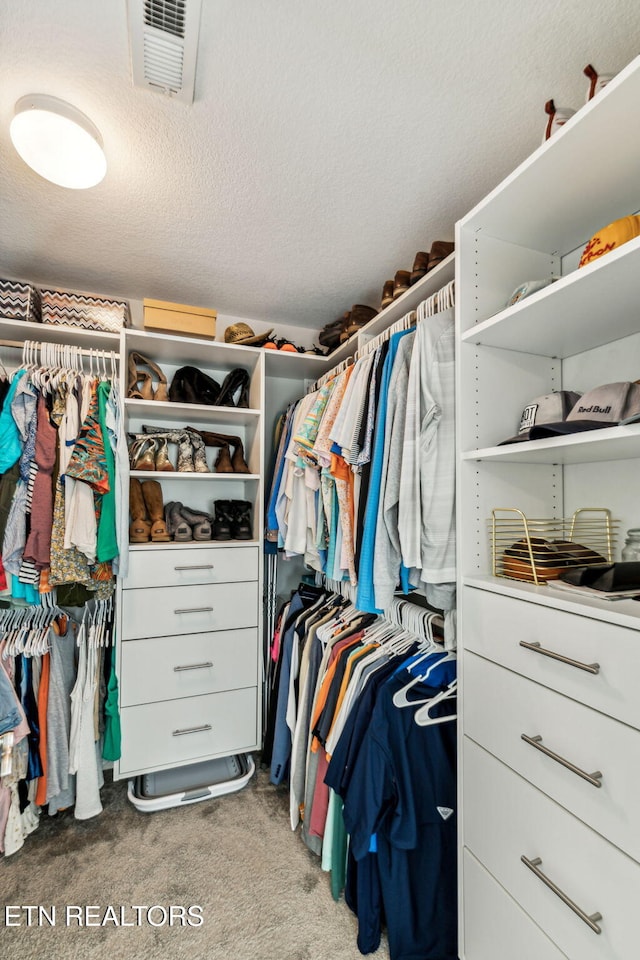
[414,679,457,726]
[392,651,456,707]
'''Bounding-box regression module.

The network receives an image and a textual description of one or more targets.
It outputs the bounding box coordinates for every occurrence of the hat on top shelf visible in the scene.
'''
[223,322,273,346]
[578,215,640,269]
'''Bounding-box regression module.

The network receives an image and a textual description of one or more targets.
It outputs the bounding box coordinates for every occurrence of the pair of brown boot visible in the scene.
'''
[130,478,170,542]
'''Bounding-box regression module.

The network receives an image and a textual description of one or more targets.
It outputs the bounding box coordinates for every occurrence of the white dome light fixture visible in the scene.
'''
[10,94,107,190]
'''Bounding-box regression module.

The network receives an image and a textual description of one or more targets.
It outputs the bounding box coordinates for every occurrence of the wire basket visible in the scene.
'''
[491,507,618,584]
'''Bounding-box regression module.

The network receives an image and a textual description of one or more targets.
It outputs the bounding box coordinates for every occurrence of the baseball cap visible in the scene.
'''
[579,215,640,269]
[498,391,582,445]
[529,381,640,439]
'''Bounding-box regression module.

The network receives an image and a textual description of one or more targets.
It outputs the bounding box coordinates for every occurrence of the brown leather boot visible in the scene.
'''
[410,251,430,285]
[141,480,171,541]
[427,240,455,271]
[129,478,151,542]
[187,428,251,473]
[381,280,394,309]
[392,270,411,300]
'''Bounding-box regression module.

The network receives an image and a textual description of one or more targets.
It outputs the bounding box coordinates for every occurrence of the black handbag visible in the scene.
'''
[169,366,221,405]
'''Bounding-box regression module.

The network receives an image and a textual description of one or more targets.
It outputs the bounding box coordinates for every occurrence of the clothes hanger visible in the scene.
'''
[414,679,457,726]
[392,651,457,707]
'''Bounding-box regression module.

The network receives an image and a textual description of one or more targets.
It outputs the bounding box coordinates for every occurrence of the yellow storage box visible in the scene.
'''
[143,298,217,338]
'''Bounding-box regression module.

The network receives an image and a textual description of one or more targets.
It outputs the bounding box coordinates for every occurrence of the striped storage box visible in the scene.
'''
[40,289,130,333]
[0,278,41,323]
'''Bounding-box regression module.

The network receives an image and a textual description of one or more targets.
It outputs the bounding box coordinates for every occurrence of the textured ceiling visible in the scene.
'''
[0,1,638,334]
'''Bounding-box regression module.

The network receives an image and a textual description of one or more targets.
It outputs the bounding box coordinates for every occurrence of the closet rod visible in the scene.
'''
[0,338,120,360]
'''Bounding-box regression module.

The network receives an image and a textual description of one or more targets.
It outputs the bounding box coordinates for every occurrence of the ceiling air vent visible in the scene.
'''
[127,0,203,103]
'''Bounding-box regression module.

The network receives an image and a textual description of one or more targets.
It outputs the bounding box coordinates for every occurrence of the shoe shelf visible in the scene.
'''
[131,471,261,480]
[128,539,260,551]
[263,349,330,379]
[124,397,261,425]
[460,234,640,359]
[0,316,120,347]
[354,252,456,346]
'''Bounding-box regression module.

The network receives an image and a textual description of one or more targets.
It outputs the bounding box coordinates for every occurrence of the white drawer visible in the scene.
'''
[464,586,640,729]
[464,651,640,863]
[119,687,258,775]
[123,545,259,590]
[463,849,566,960]
[121,580,258,640]
[464,738,640,960]
[120,628,258,707]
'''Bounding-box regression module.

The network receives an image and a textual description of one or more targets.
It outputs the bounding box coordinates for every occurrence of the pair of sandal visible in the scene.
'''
[127,351,169,401]
[165,502,212,541]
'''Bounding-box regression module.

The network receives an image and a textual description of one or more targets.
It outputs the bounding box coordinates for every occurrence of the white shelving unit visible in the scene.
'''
[115,326,266,780]
[456,54,640,959]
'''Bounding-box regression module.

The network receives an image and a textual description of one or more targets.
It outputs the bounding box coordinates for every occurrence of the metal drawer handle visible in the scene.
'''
[173,606,214,615]
[521,855,602,934]
[519,640,599,675]
[172,724,212,737]
[174,564,214,571]
[173,661,214,673]
[521,734,603,788]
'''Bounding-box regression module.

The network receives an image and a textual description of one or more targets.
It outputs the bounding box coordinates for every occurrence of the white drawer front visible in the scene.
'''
[119,687,258,775]
[123,545,259,590]
[463,586,640,729]
[120,628,258,707]
[464,651,640,864]
[463,849,566,960]
[464,738,640,960]
[122,580,258,640]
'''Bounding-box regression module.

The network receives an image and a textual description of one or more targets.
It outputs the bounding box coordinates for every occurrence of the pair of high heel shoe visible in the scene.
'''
[127,351,169,401]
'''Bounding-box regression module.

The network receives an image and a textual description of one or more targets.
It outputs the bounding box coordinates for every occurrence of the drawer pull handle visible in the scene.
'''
[172,724,212,737]
[519,640,599,675]
[521,734,603,788]
[173,606,214,615]
[173,661,214,673]
[521,855,602,934]
[174,565,214,571]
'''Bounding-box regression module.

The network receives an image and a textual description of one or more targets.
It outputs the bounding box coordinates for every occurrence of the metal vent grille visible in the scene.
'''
[144,0,185,39]
[128,0,202,103]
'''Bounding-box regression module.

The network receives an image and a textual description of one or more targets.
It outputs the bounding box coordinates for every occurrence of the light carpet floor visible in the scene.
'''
[1,761,391,960]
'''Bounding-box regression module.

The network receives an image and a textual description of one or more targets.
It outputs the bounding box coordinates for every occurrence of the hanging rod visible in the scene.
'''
[0,338,120,360]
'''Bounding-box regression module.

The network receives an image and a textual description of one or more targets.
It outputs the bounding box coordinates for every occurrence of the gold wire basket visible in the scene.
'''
[491,507,618,585]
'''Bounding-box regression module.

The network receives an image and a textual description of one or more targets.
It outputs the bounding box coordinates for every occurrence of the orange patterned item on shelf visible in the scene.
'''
[579,215,640,268]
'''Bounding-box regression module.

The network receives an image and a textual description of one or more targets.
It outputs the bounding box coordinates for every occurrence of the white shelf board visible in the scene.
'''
[130,471,260,480]
[460,235,640,358]
[264,349,330,379]
[463,574,640,631]
[460,55,640,252]
[462,423,640,464]
[0,317,120,348]
[129,539,260,551]
[125,328,263,367]
[124,397,260,425]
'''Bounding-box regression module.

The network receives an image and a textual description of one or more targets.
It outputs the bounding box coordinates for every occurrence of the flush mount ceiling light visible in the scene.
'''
[10,94,107,189]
